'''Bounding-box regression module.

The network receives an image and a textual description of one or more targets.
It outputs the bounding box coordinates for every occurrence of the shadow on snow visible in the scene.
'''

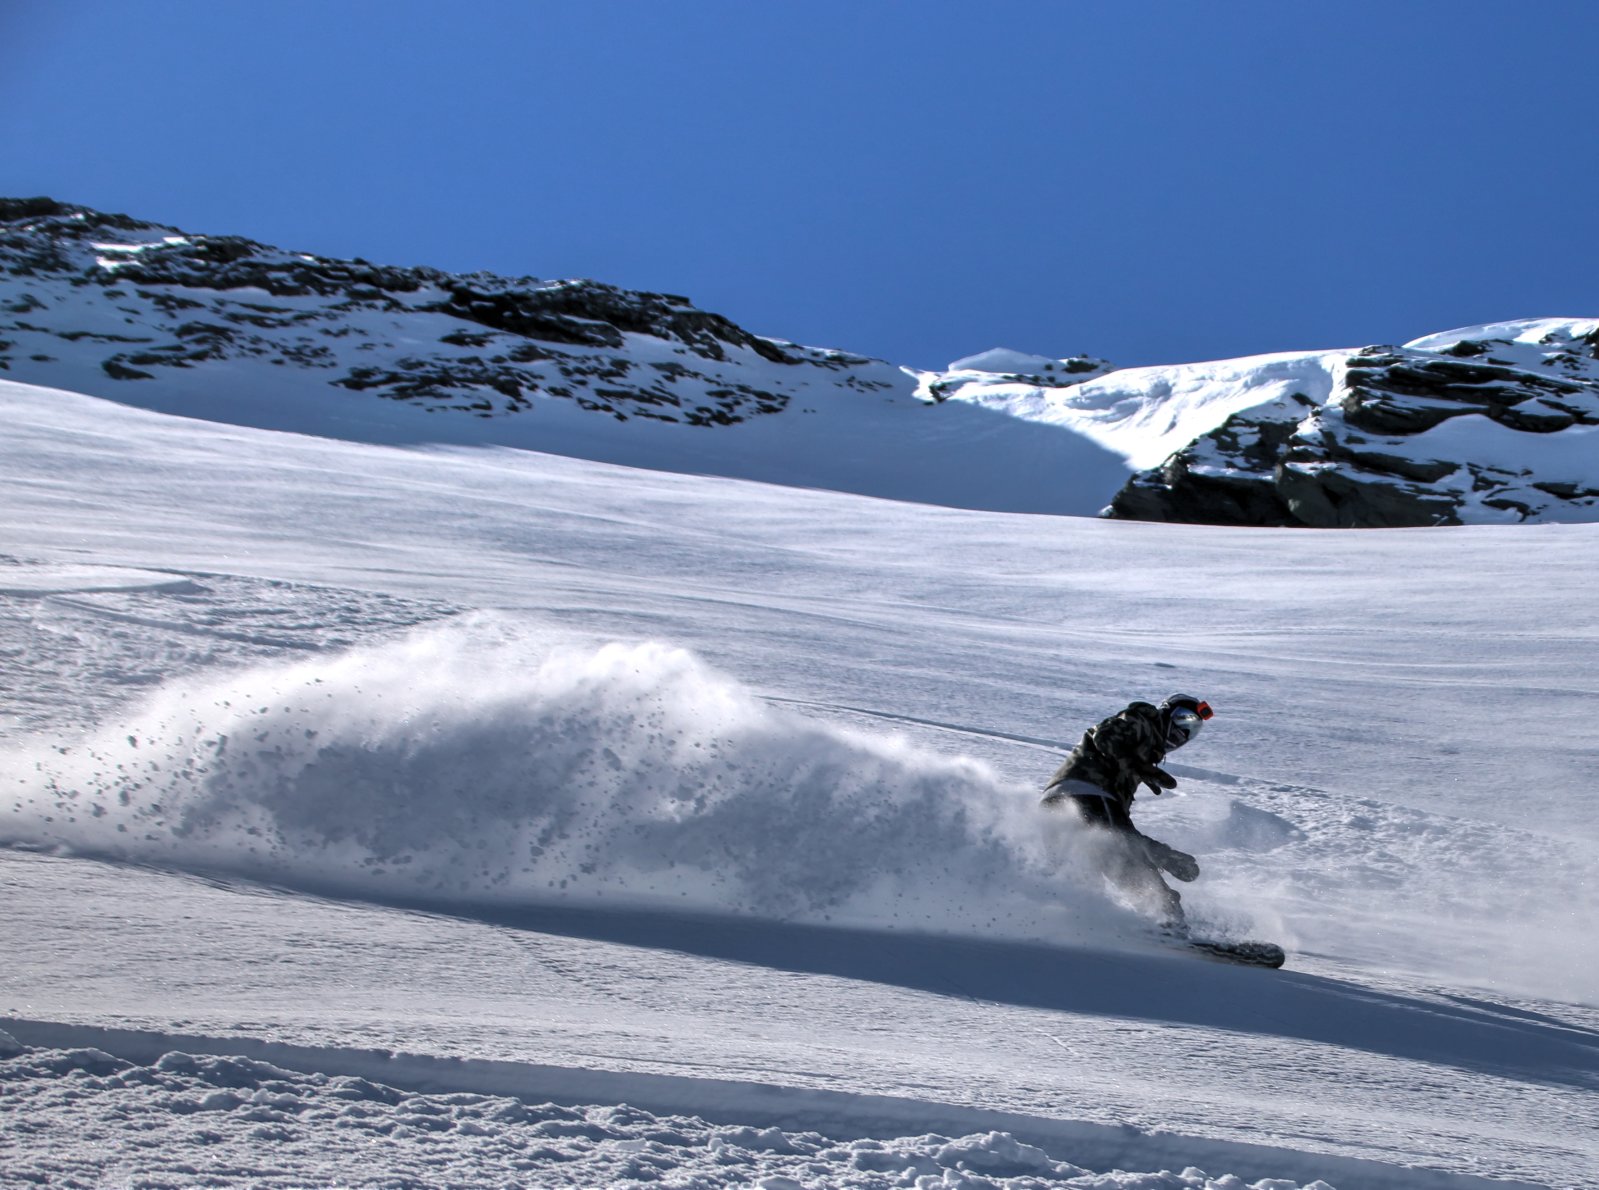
[347,883,1599,1096]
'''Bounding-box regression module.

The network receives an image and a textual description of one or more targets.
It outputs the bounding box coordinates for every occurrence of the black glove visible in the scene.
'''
[1138,837,1199,882]
[1156,846,1200,883]
[1139,765,1178,795]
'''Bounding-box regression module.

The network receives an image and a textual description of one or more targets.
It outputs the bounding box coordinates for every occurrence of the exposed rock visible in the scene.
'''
[1105,332,1599,527]
[0,199,823,427]
[102,358,155,381]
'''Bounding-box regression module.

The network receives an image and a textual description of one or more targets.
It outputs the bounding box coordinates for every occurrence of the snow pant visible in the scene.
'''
[1043,783,1185,926]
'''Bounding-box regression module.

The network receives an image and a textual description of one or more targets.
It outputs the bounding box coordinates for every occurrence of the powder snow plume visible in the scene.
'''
[1,616,1118,942]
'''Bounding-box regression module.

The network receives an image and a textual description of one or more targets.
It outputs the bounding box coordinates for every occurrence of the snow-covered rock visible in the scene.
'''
[942,346,1111,384]
[1106,320,1599,527]
[937,350,1343,473]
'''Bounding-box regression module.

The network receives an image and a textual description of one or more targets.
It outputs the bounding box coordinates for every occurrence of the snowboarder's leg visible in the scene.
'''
[1104,842,1185,928]
[1054,794,1186,927]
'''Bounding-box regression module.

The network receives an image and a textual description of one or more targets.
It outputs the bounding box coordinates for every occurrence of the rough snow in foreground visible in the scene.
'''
[0,1032,1334,1190]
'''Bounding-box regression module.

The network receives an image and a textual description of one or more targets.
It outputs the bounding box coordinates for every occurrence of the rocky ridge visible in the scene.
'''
[0,197,898,427]
[1106,323,1599,526]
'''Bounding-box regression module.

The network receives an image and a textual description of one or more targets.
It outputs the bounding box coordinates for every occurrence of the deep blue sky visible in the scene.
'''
[5,1,1597,370]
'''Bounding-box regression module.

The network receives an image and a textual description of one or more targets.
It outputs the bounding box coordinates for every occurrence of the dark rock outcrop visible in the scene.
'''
[0,198,846,426]
[1106,331,1599,527]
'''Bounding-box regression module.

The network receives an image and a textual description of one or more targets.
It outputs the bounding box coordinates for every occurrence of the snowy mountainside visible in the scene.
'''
[5,198,1598,526]
[0,197,1129,514]
[943,323,1599,527]
[0,197,822,424]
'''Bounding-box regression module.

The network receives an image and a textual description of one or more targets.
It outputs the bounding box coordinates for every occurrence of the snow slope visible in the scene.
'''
[2,378,1597,1188]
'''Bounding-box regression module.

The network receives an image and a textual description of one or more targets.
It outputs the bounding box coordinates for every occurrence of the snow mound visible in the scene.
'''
[947,348,1074,375]
[938,351,1341,471]
[1402,315,1599,356]
[1,617,1118,942]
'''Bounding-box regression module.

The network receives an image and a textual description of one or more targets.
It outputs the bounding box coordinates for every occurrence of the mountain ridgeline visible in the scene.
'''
[3,197,1595,527]
[0,196,867,427]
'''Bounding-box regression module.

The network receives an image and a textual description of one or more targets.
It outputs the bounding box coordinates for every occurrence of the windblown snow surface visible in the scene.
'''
[2,379,1597,1189]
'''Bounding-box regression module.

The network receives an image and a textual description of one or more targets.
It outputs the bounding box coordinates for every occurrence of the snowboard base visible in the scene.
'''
[1185,936,1286,968]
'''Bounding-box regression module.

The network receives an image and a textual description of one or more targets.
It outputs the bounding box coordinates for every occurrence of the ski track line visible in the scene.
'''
[0,1017,1546,1190]
[761,695,1077,753]
[763,694,1247,785]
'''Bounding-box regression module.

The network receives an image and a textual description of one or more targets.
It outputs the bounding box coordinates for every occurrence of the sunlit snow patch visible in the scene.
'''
[0,563,201,597]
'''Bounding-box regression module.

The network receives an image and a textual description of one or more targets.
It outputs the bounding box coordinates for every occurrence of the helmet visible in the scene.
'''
[1160,693,1214,749]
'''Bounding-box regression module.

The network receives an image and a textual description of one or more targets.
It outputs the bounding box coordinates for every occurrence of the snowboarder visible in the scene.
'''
[1041,693,1213,926]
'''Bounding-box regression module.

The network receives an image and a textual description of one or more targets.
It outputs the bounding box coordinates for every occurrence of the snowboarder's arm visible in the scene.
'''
[1089,708,1175,794]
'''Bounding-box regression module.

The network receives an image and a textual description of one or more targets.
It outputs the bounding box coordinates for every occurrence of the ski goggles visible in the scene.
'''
[1168,709,1205,745]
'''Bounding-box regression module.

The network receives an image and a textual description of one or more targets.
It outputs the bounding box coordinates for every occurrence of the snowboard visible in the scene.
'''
[1157,924,1284,968]
[1184,936,1286,969]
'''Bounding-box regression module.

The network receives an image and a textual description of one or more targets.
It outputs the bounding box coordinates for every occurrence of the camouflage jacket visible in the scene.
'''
[1042,701,1175,816]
